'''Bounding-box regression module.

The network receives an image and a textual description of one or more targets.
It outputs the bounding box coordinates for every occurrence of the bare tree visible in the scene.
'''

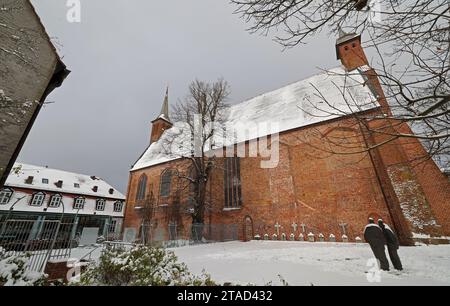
[163,79,230,240]
[231,0,450,168]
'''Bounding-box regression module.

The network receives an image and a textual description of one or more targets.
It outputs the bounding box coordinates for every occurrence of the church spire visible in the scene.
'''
[157,86,170,122]
[150,86,173,144]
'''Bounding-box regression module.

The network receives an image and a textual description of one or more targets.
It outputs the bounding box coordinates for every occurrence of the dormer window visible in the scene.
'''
[74,183,80,188]
[30,192,45,206]
[42,178,49,184]
[113,201,123,212]
[95,199,105,211]
[0,188,13,205]
[73,197,85,210]
[48,194,62,208]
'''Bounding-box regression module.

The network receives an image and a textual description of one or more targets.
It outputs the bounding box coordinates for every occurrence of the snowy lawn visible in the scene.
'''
[170,241,450,286]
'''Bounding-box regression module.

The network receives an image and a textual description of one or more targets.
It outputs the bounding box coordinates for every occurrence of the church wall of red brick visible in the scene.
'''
[123,33,450,245]
[124,115,401,243]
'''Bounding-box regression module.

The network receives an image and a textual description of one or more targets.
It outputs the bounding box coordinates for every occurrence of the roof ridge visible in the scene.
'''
[14,162,104,181]
[227,66,343,111]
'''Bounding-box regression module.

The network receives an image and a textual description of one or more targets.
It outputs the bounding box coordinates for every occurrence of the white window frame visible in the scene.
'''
[73,197,85,210]
[109,219,117,233]
[48,194,62,208]
[0,188,13,205]
[30,192,45,207]
[113,201,123,212]
[95,199,105,211]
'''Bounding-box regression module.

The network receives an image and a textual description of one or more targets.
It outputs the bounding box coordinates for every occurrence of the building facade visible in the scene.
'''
[0,163,125,240]
[123,33,450,245]
[0,0,70,188]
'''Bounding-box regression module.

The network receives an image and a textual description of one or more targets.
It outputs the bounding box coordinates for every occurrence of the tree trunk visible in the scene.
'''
[191,178,207,242]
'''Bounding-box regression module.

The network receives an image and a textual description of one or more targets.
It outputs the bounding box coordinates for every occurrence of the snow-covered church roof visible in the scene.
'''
[132,66,379,171]
[5,163,125,199]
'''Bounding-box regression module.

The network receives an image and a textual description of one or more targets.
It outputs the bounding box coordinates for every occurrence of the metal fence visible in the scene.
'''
[139,223,239,246]
[0,219,74,272]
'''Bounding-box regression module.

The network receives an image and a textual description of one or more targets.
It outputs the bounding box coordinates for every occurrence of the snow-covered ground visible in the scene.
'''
[170,241,450,286]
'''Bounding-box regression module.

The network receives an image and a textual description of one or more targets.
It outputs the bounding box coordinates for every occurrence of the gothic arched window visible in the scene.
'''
[136,174,147,201]
[160,169,173,197]
[224,157,242,208]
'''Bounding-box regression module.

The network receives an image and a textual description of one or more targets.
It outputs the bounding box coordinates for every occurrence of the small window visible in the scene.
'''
[344,46,349,51]
[30,192,45,206]
[42,178,49,184]
[74,183,80,188]
[113,201,123,212]
[73,197,85,210]
[0,188,13,205]
[96,199,105,211]
[48,194,62,208]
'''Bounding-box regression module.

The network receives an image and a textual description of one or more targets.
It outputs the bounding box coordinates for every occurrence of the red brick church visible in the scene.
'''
[123,32,450,245]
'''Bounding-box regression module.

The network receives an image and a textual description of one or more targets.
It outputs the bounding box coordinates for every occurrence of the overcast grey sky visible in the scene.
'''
[19,0,344,193]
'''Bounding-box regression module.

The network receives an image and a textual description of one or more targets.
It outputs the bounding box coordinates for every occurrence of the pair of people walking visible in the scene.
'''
[363,217,403,271]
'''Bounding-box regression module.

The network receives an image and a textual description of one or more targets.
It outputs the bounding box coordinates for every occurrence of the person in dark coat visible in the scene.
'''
[363,217,389,271]
[378,219,403,271]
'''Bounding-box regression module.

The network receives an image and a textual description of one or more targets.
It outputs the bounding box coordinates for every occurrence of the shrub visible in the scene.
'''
[0,247,47,286]
[76,245,215,286]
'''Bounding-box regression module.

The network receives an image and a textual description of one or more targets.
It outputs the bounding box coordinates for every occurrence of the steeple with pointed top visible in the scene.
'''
[150,87,173,144]
[157,86,170,122]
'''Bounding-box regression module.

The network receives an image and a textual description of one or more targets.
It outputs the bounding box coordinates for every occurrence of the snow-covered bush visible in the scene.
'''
[76,245,215,286]
[0,247,47,286]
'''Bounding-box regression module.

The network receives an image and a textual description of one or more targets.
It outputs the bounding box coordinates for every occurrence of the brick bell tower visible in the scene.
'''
[150,87,173,144]
[334,29,444,245]
[335,28,369,71]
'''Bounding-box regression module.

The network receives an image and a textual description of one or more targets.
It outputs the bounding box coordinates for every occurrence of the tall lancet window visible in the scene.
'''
[160,169,173,197]
[136,174,147,201]
[224,157,242,208]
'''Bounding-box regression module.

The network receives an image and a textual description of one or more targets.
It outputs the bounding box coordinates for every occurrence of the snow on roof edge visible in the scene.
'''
[131,66,380,171]
[5,163,125,200]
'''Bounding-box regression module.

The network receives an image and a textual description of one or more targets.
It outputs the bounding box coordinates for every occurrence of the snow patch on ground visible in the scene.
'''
[171,241,450,286]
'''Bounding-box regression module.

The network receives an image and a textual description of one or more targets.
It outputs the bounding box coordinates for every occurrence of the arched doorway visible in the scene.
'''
[243,216,253,242]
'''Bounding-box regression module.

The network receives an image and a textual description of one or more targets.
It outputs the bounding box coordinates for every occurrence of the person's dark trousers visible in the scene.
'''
[387,245,403,270]
[370,245,390,271]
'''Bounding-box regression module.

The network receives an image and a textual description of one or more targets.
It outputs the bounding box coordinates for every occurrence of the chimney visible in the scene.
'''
[150,86,173,144]
[55,180,63,188]
[25,176,34,184]
[335,29,368,71]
